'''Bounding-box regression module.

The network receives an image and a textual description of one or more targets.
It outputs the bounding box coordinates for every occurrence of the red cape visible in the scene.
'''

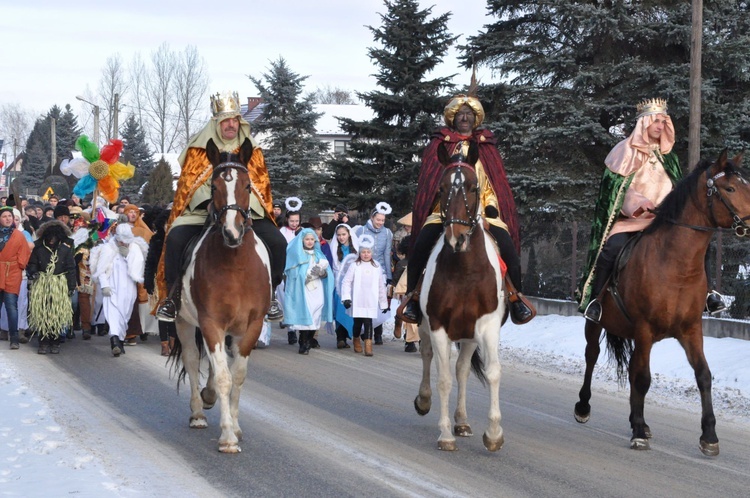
[411,127,520,251]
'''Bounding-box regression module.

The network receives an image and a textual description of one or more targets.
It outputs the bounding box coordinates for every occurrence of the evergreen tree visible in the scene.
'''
[325,0,457,215]
[249,58,330,212]
[120,114,156,202]
[463,0,750,224]
[141,156,175,206]
[52,104,82,192]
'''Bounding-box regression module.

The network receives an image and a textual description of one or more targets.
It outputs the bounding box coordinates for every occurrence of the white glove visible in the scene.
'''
[102,287,112,297]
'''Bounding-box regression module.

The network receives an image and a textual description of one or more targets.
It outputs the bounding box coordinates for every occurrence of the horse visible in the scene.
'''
[413,141,506,451]
[575,150,748,456]
[171,137,272,453]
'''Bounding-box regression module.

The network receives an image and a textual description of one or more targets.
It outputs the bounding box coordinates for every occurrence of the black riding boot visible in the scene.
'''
[156,283,181,322]
[403,224,442,323]
[298,330,310,355]
[583,233,630,323]
[489,225,534,324]
[335,324,350,349]
[110,336,124,357]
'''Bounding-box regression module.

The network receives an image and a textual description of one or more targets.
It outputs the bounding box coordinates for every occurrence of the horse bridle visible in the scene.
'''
[211,162,251,224]
[440,162,480,236]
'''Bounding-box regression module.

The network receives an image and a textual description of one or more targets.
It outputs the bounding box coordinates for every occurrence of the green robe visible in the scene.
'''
[576,152,682,312]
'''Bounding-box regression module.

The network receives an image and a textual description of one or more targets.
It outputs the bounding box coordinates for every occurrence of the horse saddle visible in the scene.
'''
[607,232,643,323]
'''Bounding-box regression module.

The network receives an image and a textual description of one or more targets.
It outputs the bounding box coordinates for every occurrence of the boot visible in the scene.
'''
[335,325,350,349]
[110,336,123,357]
[706,290,727,315]
[298,330,310,355]
[267,298,284,322]
[38,338,50,355]
[309,334,320,349]
[374,327,383,345]
[393,317,403,339]
[96,324,108,336]
[584,264,611,324]
[49,339,61,354]
[160,341,170,356]
[19,330,30,344]
[364,339,374,357]
[504,275,536,325]
[156,283,181,322]
[82,329,92,340]
[352,336,363,353]
[287,330,298,345]
[399,293,421,324]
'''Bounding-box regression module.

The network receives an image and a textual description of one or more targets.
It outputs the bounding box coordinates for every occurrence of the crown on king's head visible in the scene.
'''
[636,98,668,118]
[210,91,241,119]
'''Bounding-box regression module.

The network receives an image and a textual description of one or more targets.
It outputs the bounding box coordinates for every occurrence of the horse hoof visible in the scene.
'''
[630,437,650,450]
[574,402,590,424]
[483,433,504,452]
[201,388,216,410]
[189,415,208,429]
[700,440,719,457]
[218,443,241,454]
[574,411,590,424]
[438,440,457,451]
[414,396,430,416]
[644,425,653,439]
[453,424,473,437]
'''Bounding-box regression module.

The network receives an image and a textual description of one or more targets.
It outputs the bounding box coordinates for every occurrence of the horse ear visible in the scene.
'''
[437,143,451,166]
[467,141,480,165]
[206,139,221,166]
[239,138,254,165]
[731,151,744,168]
[717,148,729,170]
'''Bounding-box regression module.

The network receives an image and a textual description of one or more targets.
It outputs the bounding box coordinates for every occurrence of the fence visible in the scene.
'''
[519,221,750,321]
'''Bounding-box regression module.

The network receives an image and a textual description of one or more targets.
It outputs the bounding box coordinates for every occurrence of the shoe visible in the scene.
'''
[0,330,7,340]
[156,298,177,322]
[404,342,418,353]
[706,291,727,315]
[510,300,534,324]
[374,338,383,346]
[161,341,170,356]
[140,333,148,341]
[50,342,61,354]
[298,331,310,355]
[110,336,123,357]
[287,331,298,345]
[309,337,320,349]
[393,326,402,339]
[10,342,19,350]
[19,331,30,344]
[364,339,373,357]
[266,300,284,322]
[584,300,602,323]
[66,330,75,339]
[125,337,137,346]
[402,301,421,324]
[352,336,362,353]
[82,330,92,340]
[337,340,346,349]
[38,341,50,355]
[96,325,108,336]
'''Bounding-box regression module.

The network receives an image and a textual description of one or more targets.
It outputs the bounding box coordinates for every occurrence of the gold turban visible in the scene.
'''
[443,95,485,129]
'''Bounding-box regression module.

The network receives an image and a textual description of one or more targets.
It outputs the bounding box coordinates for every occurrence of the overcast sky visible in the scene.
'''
[0,0,496,117]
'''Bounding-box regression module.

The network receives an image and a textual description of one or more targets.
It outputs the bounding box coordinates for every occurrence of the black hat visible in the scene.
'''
[53,204,71,218]
[334,203,348,214]
[272,200,283,208]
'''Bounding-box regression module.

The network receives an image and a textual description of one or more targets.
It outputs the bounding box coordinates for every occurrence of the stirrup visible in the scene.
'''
[267,299,284,322]
[584,300,602,323]
[396,293,421,324]
[156,298,177,322]
[705,290,727,315]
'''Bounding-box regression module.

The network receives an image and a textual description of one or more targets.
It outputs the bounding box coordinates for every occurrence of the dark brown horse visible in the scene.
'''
[575,150,748,456]
[173,138,271,453]
[414,142,506,451]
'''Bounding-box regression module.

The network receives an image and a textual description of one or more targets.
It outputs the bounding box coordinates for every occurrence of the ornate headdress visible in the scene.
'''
[444,66,485,129]
[210,91,241,121]
[636,98,668,119]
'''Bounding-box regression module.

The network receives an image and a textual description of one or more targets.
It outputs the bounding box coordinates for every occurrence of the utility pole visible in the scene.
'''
[113,93,120,140]
[50,118,57,176]
[76,96,100,147]
[688,0,703,170]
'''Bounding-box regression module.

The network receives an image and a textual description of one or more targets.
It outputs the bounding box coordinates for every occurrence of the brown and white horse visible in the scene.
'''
[414,142,506,451]
[173,138,271,453]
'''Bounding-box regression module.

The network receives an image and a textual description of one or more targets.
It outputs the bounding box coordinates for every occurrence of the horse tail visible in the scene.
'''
[471,346,488,387]
[167,327,205,392]
[604,332,633,387]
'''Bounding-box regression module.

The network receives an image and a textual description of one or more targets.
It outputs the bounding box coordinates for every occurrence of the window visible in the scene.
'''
[334,140,349,155]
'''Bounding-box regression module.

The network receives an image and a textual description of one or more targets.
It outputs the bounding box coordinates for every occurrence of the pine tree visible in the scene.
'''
[120,114,156,202]
[141,156,175,206]
[463,0,750,223]
[52,104,82,192]
[325,0,457,215]
[249,58,330,213]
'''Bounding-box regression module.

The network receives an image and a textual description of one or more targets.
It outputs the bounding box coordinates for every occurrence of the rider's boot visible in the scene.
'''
[584,265,610,324]
[267,286,284,322]
[156,283,181,322]
[504,274,536,325]
[705,290,727,315]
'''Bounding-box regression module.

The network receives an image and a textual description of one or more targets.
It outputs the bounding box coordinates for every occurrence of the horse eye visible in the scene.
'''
[726,186,735,193]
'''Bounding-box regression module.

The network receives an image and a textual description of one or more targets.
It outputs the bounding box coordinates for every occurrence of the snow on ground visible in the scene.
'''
[1,314,749,496]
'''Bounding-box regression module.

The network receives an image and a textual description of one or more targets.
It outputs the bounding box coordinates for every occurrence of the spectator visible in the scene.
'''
[0,207,32,349]
[329,223,359,349]
[322,203,349,241]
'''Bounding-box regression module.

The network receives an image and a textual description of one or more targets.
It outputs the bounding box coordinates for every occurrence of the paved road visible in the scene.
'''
[12,329,750,497]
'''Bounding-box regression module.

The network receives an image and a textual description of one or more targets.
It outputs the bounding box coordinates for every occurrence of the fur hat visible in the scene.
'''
[53,204,70,218]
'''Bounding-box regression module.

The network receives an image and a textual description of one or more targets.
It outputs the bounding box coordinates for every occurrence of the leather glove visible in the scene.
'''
[102,287,112,297]
[485,205,499,219]
[343,300,352,309]
[381,308,390,314]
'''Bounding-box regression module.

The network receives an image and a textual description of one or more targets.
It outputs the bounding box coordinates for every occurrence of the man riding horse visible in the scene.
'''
[401,78,534,325]
[578,98,726,323]
[155,91,286,322]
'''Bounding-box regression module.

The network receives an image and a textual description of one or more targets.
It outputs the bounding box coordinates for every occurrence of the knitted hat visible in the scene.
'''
[334,203,348,214]
[53,204,71,218]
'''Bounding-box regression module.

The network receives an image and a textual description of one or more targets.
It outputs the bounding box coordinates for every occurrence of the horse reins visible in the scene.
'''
[440,162,480,236]
[211,162,251,224]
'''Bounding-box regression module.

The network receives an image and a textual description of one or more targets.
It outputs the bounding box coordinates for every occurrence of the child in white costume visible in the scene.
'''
[340,235,389,356]
[89,223,148,357]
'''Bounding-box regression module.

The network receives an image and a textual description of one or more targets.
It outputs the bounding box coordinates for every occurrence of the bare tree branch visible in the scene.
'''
[145,43,178,154]
[0,103,34,158]
[174,45,210,149]
[98,53,129,140]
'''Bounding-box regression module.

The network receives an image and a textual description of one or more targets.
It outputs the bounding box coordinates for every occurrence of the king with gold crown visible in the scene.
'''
[577,97,727,322]
[154,91,288,322]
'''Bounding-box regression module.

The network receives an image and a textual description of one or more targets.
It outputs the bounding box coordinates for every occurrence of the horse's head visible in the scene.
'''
[437,141,480,253]
[206,138,254,248]
[704,150,750,236]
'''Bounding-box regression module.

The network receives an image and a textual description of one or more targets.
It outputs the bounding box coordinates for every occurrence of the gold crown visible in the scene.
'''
[210,91,241,119]
[636,98,668,118]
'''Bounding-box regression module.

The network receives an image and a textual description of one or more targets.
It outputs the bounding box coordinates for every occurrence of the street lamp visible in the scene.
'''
[76,95,100,147]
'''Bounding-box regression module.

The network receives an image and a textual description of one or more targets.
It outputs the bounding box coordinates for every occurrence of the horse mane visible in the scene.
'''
[644,158,743,233]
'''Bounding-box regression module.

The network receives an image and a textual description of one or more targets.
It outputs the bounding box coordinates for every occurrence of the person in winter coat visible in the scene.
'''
[90,223,149,357]
[340,234,389,357]
[329,223,359,349]
[0,207,32,349]
[144,208,177,356]
[283,228,334,355]
[26,220,76,354]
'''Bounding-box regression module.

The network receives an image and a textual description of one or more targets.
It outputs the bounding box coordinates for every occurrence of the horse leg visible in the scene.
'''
[628,339,653,451]
[478,318,504,452]
[202,324,239,453]
[176,319,208,429]
[201,359,217,410]
[226,320,263,443]
[575,321,602,423]
[678,330,719,456]
[414,321,432,416]
[433,329,456,451]
[453,340,476,438]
